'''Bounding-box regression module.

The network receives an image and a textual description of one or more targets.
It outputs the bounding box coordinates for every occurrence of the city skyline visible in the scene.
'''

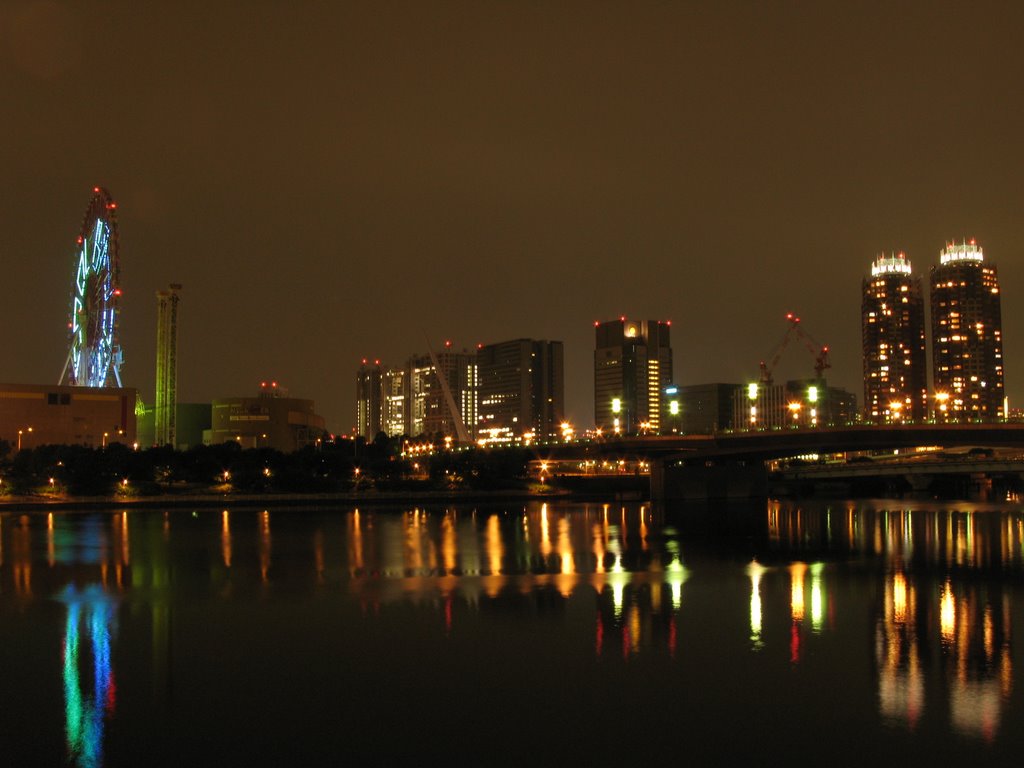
[3,2,1023,432]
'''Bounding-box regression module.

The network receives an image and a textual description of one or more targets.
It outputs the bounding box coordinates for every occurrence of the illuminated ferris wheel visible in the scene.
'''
[59,187,123,388]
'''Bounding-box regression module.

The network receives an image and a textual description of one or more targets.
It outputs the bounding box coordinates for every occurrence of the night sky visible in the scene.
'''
[3,1,1022,433]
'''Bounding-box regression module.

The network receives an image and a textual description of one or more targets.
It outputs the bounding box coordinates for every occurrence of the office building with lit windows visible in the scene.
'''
[355,360,384,440]
[381,367,407,437]
[358,351,476,440]
[476,339,564,444]
[594,318,672,434]
[861,252,928,422]
[735,380,857,430]
[358,362,408,438]
[930,240,1005,421]
[407,348,477,439]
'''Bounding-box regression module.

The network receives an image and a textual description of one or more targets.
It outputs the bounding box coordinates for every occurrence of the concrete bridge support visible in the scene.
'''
[651,460,768,502]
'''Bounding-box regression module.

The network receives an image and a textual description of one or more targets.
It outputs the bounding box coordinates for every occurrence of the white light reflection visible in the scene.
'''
[666,556,687,610]
[810,562,824,632]
[748,560,766,650]
[608,556,628,618]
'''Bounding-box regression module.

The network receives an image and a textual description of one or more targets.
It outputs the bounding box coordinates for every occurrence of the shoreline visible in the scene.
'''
[0,487,648,512]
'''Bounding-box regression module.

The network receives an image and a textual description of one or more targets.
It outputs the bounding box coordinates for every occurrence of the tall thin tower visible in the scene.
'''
[155,284,182,447]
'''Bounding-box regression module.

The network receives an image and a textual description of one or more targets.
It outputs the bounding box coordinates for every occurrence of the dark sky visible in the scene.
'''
[3,1,1023,432]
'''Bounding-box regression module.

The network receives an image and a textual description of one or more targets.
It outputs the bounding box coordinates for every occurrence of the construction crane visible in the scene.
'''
[758,312,831,385]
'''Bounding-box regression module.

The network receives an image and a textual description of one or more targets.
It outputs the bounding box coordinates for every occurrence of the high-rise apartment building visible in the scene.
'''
[476,339,564,444]
[594,318,672,434]
[930,240,1005,421]
[861,253,927,422]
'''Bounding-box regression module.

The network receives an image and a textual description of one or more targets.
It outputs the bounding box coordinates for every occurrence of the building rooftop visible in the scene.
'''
[939,240,984,265]
[870,251,912,276]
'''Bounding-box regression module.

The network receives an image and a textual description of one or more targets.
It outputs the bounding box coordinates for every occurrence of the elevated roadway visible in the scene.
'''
[538,423,1024,464]
[533,423,1024,501]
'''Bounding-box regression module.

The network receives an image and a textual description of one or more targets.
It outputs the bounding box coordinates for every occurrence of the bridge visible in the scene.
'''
[774,455,1024,495]
[532,423,1024,500]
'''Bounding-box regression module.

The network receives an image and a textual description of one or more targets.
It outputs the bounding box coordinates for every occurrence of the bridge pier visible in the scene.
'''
[652,460,768,502]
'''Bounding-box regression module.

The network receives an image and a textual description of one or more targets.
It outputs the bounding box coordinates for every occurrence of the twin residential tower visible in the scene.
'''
[862,240,1005,423]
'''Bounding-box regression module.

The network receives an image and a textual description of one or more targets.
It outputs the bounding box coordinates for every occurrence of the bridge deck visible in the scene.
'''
[537,424,1024,463]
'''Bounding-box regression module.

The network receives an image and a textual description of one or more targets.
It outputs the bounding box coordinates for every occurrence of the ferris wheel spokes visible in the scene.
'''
[59,187,123,389]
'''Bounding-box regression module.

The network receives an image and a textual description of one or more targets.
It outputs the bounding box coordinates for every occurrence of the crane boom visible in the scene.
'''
[758,312,830,384]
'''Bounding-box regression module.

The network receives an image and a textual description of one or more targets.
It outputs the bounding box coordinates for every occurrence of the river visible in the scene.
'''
[2,498,1024,765]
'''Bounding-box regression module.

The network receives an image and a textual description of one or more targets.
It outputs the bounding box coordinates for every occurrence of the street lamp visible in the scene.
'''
[788,401,802,425]
[102,432,109,448]
[17,427,33,451]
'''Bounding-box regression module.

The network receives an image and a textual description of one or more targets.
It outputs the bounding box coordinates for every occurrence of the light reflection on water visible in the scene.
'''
[1,499,1024,764]
[60,585,117,768]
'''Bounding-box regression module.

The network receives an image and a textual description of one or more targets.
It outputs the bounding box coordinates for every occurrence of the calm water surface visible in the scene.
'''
[2,499,1024,766]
